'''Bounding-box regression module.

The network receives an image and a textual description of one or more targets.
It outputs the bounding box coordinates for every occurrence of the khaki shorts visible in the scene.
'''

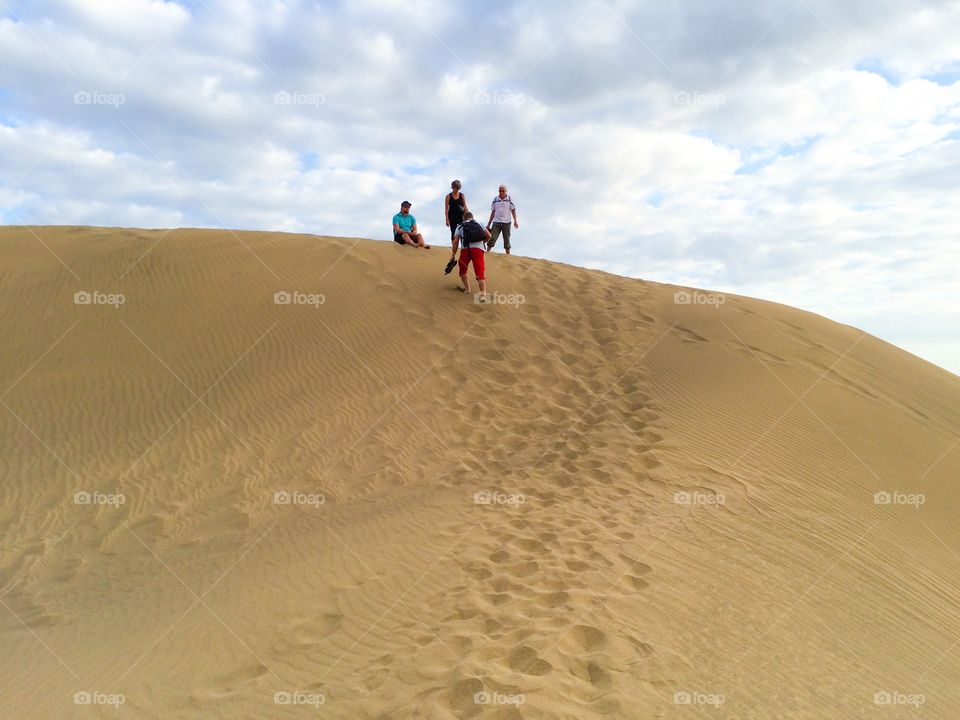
[488,222,511,250]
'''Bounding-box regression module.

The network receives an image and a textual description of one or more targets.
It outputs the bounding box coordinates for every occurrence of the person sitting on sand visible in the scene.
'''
[454,211,491,301]
[443,180,468,274]
[392,201,429,249]
[486,185,518,254]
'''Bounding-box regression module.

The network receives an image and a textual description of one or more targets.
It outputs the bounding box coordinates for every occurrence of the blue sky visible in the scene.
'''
[0,0,958,374]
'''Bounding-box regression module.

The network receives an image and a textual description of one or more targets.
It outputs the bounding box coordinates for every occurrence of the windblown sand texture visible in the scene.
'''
[1,226,958,719]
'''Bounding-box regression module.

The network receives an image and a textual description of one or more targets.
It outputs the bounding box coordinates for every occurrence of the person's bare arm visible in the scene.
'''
[393,222,401,234]
[411,223,419,235]
[512,208,519,228]
[462,194,469,214]
[482,226,491,241]
[444,195,450,226]
[487,210,495,229]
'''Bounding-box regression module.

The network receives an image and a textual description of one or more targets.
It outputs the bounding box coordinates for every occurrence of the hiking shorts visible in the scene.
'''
[458,247,485,280]
[394,232,408,244]
[488,222,511,250]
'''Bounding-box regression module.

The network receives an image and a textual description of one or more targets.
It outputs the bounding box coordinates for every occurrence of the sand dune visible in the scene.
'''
[1,225,958,719]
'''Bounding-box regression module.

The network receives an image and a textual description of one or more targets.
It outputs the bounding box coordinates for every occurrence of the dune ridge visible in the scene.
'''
[1,225,958,718]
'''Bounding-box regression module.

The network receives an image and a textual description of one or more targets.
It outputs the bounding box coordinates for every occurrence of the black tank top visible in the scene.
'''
[447,192,465,223]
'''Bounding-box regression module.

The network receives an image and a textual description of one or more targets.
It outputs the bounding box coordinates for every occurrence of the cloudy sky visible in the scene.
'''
[1,0,958,373]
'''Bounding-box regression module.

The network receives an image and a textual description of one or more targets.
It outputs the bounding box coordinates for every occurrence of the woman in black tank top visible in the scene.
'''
[445,179,468,240]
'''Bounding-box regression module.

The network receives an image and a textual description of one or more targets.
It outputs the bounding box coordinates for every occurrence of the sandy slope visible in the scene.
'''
[0,225,958,719]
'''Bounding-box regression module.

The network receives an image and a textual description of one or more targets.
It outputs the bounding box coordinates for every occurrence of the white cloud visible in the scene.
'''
[58,0,190,41]
[0,0,958,374]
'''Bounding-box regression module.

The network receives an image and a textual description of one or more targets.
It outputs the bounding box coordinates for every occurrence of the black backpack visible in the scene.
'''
[460,219,485,248]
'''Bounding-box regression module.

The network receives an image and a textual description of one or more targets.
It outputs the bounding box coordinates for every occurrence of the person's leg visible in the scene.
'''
[502,223,511,255]
[414,233,430,249]
[449,225,458,258]
[400,232,417,247]
[473,249,487,301]
[487,223,502,251]
[458,250,472,293]
[445,236,459,274]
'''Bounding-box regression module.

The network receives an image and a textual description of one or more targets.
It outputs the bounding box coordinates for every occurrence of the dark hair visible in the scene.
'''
[463,211,474,220]
[451,180,462,189]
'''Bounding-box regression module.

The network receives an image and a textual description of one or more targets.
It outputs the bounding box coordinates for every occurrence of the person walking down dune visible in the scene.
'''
[486,185,518,254]
[444,180,469,274]
[454,211,491,301]
[393,201,429,249]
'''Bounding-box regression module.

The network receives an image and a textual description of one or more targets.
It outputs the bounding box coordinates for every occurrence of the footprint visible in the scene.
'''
[623,574,650,592]
[741,344,786,363]
[514,538,547,552]
[466,565,493,581]
[486,592,512,607]
[674,326,708,343]
[447,677,485,717]
[584,661,613,688]
[639,454,662,469]
[451,635,474,657]
[203,663,268,698]
[564,624,608,652]
[506,561,539,578]
[537,590,571,608]
[619,555,652,576]
[290,613,343,646]
[625,636,655,658]
[1,587,61,629]
[565,559,591,573]
[507,645,553,676]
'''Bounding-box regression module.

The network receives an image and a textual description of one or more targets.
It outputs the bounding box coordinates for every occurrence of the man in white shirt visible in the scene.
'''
[486,185,519,254]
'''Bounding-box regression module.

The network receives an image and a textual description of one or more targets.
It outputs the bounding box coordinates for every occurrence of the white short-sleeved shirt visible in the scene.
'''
[491,195,516,223]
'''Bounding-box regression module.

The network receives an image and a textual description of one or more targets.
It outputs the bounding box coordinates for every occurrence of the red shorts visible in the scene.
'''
[458,247,485,280]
